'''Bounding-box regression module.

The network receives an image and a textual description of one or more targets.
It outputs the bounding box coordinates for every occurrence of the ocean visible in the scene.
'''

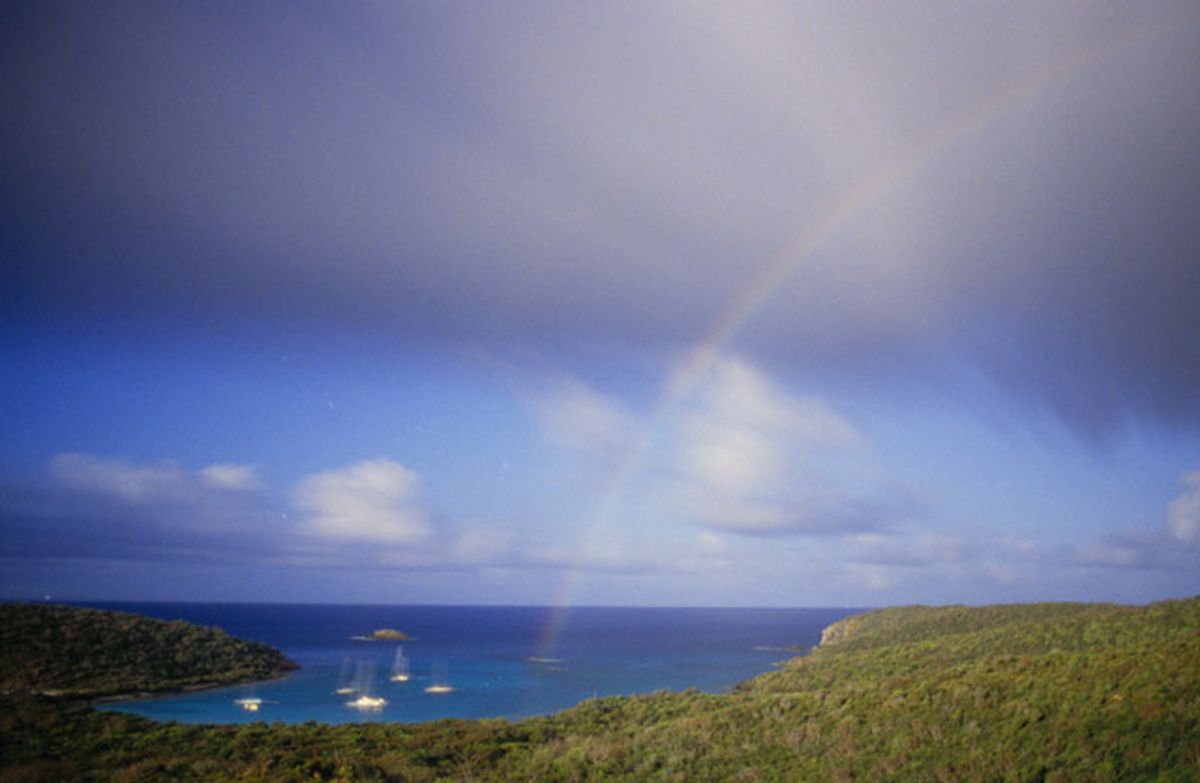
[85,603,857,725]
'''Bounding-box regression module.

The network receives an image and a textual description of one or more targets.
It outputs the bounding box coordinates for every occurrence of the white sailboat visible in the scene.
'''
[233,685,276,712]
[346,693,387,710]
[334,656,356,695]
[345,660,388,709]
[390,645,411,683]
[424,660,454,694]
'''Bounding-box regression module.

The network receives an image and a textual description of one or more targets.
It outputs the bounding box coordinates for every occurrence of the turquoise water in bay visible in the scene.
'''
[88,603,856,724]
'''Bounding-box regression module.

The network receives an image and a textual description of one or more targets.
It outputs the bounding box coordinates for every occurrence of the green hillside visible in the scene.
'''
[0,603,296,700]
[1,598,1197,782]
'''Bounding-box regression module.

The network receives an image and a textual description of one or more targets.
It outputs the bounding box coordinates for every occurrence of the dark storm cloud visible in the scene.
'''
[3,1,1198,437]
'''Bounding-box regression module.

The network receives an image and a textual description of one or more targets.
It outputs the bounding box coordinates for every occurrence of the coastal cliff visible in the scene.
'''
[816,614,862,648]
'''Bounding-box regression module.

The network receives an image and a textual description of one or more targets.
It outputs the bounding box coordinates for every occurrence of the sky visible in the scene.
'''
[2,1,1198,607]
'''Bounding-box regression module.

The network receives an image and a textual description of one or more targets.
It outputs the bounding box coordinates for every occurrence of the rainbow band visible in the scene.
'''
[535,18,1169,659]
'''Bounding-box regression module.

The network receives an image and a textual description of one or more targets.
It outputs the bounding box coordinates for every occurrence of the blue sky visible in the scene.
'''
[2,1,1198,606]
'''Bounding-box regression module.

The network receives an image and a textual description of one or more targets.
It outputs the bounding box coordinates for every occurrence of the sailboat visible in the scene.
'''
[424,660,454,694]
[390,646,411,683]
[334,656,356,695]
[233,685,274,712]
[346,693,387,710]
[345,660,388,709]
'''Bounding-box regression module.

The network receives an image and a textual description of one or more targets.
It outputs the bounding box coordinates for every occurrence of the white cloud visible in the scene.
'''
[49,453,259,502]
[25,453,275,563]
[1166,471,1200,545]
[1072,540,1144,568]
[200,464,261,491]
[675,358,817,495]
[845,562,897,592]
[977,535,1041,584]
[694,357,863,451]
[49,453,192,503]
[519,542,671,575]
[665,356,893,536]
[983,560,1030,584]
[540,379,638,466]
[539,355,909,539]
[293,459,432,545]
[847,531,965,567]
[1057,471,1200,576]
[449,526,516,565]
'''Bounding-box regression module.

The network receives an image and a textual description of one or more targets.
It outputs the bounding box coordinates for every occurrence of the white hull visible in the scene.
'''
[347,695,387,709]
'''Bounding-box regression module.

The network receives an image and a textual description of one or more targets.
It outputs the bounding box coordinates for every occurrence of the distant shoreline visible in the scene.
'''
[92,668,297,707]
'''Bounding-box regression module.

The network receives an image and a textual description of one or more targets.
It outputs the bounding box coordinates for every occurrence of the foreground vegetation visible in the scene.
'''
[1,598,1197,781]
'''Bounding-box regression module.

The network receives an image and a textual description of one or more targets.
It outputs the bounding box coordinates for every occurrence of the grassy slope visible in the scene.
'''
[1,598,1198,782]
[495,597,1200,781]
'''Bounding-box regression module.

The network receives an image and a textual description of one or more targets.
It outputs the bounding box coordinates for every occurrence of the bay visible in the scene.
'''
[86,603,857,725]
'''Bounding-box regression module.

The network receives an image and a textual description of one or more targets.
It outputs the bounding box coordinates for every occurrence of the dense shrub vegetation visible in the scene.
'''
[1,598,1197,781]
[0,604,296,700]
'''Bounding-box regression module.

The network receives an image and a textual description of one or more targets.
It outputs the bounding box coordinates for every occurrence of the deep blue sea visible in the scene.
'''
[83,603,856,725]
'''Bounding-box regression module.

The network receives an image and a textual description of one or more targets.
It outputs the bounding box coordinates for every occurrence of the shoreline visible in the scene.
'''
[91,667,298,707]
[96,632,837,725]
[59,605,853,727]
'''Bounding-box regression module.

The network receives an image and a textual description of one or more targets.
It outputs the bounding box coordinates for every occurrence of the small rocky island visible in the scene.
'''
[353,628,410,641]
